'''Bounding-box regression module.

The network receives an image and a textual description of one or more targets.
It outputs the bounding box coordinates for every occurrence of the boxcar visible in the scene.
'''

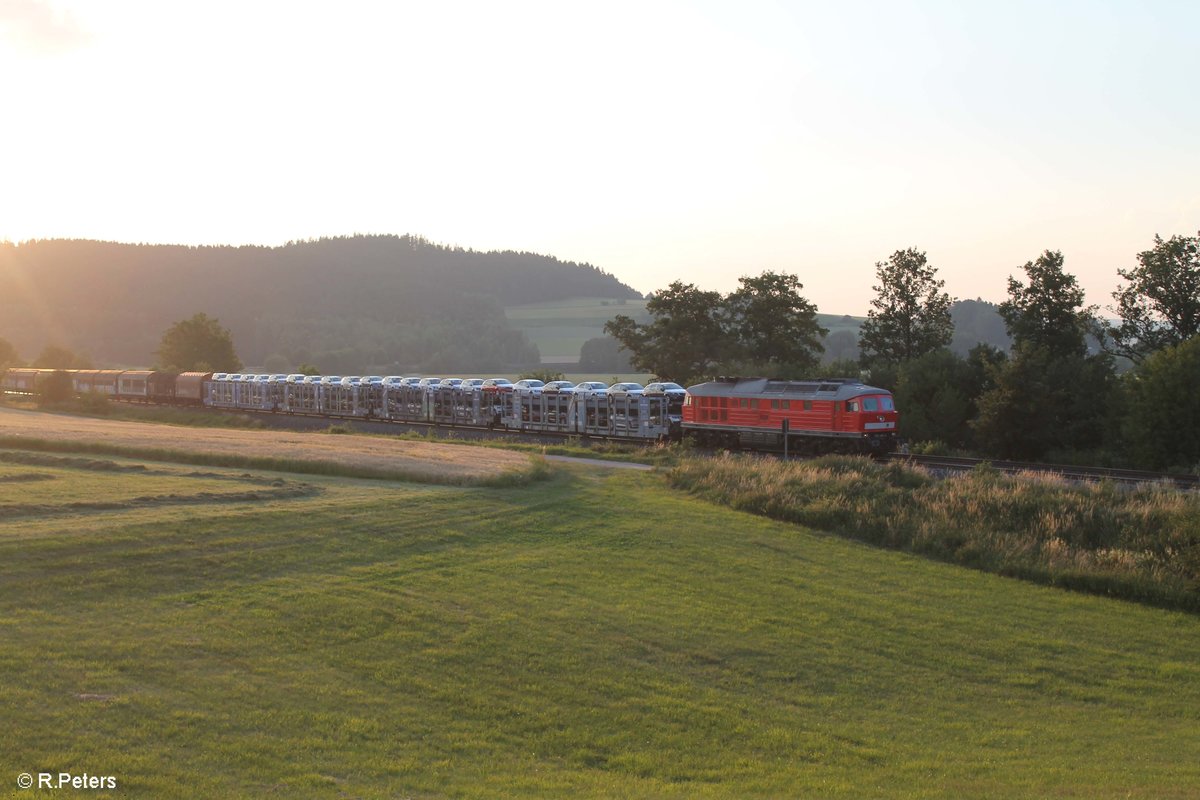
[1,368,50,393]
[117,370,154,400]
[148,372,178,403]
[175,372,212,405]
[86,370,123,396]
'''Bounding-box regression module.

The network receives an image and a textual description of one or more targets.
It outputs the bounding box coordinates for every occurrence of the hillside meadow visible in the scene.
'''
[1,438,1198,798]
[502,296,866,367]
[504,296,649,364]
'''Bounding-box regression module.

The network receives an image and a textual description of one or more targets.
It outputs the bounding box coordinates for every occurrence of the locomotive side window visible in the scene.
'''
[846,400,859,412]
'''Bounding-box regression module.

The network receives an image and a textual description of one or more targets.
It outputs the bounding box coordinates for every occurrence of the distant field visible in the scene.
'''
[1,436,1198,797]
[817,312,865,334]
[0,406,532,485]
[505,298,864,366]
[505,297,648,363]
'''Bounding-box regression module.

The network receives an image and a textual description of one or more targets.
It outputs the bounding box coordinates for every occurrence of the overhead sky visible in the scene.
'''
[2,0,1197,314]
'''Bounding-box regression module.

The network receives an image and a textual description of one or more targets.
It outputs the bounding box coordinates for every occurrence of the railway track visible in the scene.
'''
[885,453,1199,490]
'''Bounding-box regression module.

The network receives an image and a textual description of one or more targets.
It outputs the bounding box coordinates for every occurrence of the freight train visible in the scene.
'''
[0,368,898,454]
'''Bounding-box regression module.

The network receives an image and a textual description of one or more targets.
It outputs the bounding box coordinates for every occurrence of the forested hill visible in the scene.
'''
[0,236,641,372]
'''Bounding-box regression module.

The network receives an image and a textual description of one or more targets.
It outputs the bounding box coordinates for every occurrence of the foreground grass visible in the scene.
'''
[668,454,1200,612]
[1,452,1198,797]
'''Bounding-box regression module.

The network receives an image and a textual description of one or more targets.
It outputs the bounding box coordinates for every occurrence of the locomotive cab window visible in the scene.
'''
[880,395,895,411]
[846,400,859,412]
[863,397,879,412]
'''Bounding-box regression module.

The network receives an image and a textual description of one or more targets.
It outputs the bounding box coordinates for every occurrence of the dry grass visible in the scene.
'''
[0,406,530,483]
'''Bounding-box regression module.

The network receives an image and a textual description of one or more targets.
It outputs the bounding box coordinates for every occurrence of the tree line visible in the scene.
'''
[0,236,633,371]
[605,231,1200,472]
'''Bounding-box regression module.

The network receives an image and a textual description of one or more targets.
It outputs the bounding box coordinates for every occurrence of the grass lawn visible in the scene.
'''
[1,449,1197,798]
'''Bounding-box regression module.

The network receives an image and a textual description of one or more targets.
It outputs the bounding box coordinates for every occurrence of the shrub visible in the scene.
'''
[36,371,75,406]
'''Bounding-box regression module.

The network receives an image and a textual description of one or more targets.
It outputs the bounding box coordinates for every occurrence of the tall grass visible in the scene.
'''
[668,454,1200,611]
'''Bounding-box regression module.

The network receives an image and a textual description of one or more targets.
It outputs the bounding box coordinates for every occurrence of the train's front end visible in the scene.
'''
[840,387,899,453]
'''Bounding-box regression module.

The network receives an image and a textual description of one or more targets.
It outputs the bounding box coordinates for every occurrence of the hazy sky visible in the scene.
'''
[2,0,1197,314]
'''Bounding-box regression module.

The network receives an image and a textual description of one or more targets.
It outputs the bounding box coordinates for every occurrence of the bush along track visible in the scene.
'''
[667,454,1200,612]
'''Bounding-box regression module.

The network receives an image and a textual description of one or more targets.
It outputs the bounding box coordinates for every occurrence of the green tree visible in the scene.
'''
[965,343,1007,398]
[976,253,1116,460]
[893,345,1002,451]
[296,363,321,376]
[723,271,826,377]
[859,248,954,367]
[605,281,726,385]
[33,344,92,369]
[1122,335,1200,470]
[894,349,976,448]
[973,346,1117,460]
[0,336,19,369]
[578,336,633,373]
[36,370,75,406]
[155,313,242,372]
[1108,231,1200,363]
[821,357,864,380]
[999,250,1097,357]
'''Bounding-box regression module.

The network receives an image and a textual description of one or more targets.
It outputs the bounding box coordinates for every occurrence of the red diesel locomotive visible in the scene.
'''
[682,377,898,453]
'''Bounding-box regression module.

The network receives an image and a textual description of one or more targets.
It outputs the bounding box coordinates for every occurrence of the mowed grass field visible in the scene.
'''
[1,445,1199,798]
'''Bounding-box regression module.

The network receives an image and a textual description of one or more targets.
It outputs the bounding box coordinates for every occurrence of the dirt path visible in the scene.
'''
[0,406,529,481]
